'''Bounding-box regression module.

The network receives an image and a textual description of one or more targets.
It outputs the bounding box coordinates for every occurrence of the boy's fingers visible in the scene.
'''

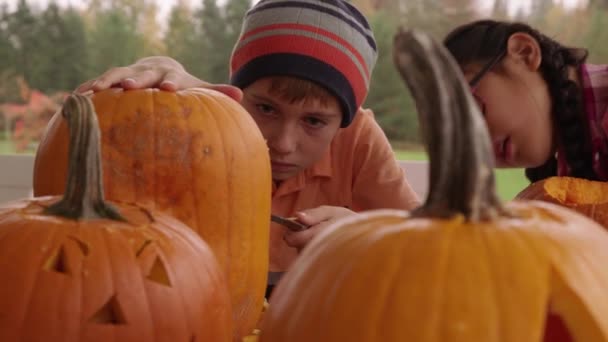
[75,79,97,93]
[93,66,140,89]
[296,206,349,226]
[294,208,326,226]
[118,69,164,89]
[283,228,316,249]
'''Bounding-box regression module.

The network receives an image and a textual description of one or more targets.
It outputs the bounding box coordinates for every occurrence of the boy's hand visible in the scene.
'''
[283,206,357,250]
[75,56,243,102]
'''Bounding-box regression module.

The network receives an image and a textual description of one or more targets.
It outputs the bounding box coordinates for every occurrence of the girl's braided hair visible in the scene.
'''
[443,20,597,182]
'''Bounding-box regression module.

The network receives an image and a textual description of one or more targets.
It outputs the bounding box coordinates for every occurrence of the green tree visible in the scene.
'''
[165,0,202,74]
[366,10,419,142]
[224,0,250,46]
[87,6,144,78]
[197,0,231,82]
[6,0,39,85]
[32,3,88,92]
[584,7,608,63]
[0,4,16,74]
[138,0,165,56]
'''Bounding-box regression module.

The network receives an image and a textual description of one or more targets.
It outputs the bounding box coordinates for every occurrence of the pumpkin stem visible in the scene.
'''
[44,93,125,221]
[392,28,506,221]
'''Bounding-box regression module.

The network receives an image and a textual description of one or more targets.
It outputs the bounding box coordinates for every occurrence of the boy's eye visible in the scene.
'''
[256,104,275,115]
[303,116,327,128]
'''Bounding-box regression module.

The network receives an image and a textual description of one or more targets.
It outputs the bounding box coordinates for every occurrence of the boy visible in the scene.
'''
[78,0,420,293]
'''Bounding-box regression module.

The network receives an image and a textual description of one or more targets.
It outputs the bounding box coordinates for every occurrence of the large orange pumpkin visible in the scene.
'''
[516,176,608,229]
[33,88,272,339]
[0,94,232,342]
[259,29,608,342]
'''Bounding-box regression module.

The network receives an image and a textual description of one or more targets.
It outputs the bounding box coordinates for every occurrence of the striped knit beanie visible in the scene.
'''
[229,0,378,127]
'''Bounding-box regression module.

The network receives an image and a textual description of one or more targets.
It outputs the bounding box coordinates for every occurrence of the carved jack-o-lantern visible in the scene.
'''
[0,94,232,342]
[516,176,608,229]
[33,88,271,340]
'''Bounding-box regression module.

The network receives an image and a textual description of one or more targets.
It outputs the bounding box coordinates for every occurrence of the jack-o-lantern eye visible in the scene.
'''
[146,254,172,287]
[133,239,172,287]
[43,245,71,275]
[43,237,89,275]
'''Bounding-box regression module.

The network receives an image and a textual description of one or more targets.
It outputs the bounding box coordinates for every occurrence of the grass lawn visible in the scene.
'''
[394,149,530,201]
[0,139,16,154]
[0,139,36,155]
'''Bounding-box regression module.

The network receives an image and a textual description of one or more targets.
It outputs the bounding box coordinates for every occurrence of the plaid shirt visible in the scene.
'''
[557,63,608,180]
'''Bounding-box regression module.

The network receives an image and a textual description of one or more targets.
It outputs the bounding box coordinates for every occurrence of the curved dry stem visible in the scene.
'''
[392,28,505,221]
[44,93,124,221]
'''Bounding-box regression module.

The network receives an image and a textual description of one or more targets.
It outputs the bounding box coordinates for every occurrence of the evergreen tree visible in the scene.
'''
[366,10,419,142]
[7,0,39,86]
[197,0,230,82]
[32,3,87,92]
[165,0,202,75]
[0,4,16,75]
[224,0,250,46]
[88,5,144,78]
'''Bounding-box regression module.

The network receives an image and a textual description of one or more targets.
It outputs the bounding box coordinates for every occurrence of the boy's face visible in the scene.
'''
[241,78,342,181]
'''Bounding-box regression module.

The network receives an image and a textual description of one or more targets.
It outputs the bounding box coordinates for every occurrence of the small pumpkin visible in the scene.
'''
[516,176,608,228]
[0,94,232,342]
[259,29,608,342]
[33,88,272,339]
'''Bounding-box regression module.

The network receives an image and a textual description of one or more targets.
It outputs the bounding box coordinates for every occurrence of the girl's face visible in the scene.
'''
[464,32,554,168]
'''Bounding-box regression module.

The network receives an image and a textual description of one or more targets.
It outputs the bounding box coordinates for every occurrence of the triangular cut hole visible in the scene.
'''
[543,311,573,342]
[135,239,153,258]
[146,256,172,287]
[190,335,196,342]
[89,295,128,325]
[43,245,70,275]
[68,236,90,256]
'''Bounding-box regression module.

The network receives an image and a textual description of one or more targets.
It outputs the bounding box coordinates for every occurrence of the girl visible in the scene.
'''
[443,19,608,182]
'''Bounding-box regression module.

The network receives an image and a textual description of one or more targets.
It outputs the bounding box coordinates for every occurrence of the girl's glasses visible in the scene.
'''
[469,49,506,89]
[468,49,506,116]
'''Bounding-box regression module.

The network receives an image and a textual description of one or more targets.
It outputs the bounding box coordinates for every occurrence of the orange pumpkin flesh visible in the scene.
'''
[33,88,272,339]
[516,176,608,228]
[259,30,608,342]
[0,94,232,342]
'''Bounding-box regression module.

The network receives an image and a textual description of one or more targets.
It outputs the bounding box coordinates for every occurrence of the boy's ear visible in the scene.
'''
[506,32,542,71]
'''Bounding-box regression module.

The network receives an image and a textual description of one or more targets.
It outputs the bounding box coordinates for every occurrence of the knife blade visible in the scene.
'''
[270,214,309,232]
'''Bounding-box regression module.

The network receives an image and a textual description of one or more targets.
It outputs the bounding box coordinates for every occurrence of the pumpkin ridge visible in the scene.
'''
[478,225,504,340]
[9,224,52,338]
[210,92,252,330]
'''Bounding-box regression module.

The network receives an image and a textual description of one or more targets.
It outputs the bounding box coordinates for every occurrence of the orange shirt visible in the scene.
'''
[269,108,420,271]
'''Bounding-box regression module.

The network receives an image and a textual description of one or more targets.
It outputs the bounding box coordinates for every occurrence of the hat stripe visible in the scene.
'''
[248,0,374,34]
[235,23,370,83]
[231,35,367,105]
[237,9,376,72]
[247,0,377,51]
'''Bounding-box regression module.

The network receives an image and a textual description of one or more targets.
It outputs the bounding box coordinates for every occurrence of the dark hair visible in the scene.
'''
[443,19,596,182]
